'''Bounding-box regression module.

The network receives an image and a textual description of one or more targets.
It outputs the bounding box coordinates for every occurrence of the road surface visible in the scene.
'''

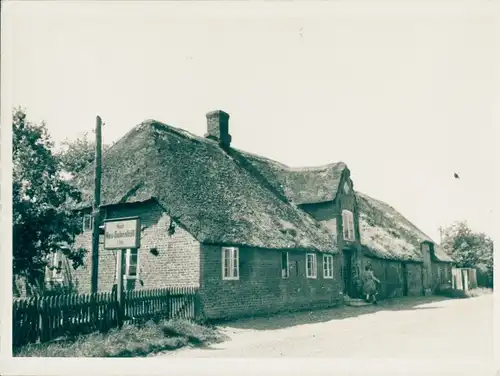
[161,295,493,359]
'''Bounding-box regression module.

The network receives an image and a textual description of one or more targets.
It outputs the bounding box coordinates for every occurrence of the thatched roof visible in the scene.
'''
[356,192,453,262]
[231,151,453,263]
[71,116,452,263]
[71,120,336,252]
[234,150,347,205]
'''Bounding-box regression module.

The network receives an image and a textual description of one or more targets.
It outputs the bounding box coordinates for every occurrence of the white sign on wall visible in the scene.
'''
[104,217,141,250]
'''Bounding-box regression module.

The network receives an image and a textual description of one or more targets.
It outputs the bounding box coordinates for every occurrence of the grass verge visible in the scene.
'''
[14,319,227,357]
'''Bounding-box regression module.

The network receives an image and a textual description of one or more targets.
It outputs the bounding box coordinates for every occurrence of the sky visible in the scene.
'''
[4,1,497,243]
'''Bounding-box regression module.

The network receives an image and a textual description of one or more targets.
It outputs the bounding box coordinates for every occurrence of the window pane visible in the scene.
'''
[282,252,289,278]
[223,249,229,277]
[233,248,239,278]
[128,264,137,276]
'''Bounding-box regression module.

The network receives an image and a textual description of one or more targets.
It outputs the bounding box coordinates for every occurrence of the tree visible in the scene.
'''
[440,221,493,287]
[13,108,86,292]
[57,132,110,176]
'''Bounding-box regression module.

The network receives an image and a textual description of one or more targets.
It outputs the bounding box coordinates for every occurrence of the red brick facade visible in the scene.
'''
[45,196,450,317]
[53,200,200,294]
[199,244,343,320]
[298,170,364,297]
[48,199,346,319]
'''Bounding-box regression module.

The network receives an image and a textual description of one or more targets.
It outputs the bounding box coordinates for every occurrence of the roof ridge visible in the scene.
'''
[287,162,346,172]
[234,148,346,172]
[227,149,291,204]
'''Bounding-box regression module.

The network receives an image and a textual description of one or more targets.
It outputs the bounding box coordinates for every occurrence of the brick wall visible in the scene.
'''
[298,171,363,297]
[362,256,404,299]
[199,245,343,320]
[405,262,423,296]
[431,261,452,291]
[421,242,433,292]
[299,177,361,252]
[360,256,425,298]
[51,200,200,294]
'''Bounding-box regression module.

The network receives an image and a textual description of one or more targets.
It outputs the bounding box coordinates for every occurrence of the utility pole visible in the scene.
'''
[90,115,102,294]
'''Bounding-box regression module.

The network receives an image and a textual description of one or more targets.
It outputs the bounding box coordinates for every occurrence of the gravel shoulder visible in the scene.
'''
[160,295,494,359]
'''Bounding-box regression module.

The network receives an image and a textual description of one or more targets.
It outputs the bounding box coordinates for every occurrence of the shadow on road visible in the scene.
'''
[213,296,453,331]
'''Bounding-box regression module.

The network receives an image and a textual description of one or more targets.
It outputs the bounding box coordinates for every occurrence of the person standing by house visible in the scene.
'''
[362,264,380,304]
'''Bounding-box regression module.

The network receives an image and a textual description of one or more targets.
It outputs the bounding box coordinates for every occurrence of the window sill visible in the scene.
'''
[123,276,138,280]
[222,277,239,281]
[306,276,317,279]
[323,275,334,279]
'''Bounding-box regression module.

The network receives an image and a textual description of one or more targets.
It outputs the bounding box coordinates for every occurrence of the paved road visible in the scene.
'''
[161,295,493,359]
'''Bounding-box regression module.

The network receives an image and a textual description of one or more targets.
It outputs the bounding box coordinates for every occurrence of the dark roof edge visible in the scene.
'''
[199,241,338,253]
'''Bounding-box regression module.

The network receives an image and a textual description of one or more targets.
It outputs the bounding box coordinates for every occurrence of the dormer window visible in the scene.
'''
[342,210,355,241]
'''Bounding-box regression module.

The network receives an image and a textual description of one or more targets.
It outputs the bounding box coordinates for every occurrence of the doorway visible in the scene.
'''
[343,250,353,296]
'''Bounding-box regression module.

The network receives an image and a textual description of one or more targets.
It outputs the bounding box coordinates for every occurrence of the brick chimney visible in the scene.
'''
[205,110,231,149]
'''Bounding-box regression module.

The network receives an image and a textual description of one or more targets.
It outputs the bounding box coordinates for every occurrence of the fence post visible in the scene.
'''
[39,298,48,343]
[194,291,202,323]
[116,249,125,328]
[166,289,170,320]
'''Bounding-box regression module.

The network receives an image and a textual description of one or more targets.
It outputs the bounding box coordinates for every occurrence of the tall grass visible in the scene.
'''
[14,319,226,357]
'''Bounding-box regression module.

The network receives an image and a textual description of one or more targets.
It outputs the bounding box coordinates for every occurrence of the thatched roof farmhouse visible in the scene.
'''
[55,110,453,317]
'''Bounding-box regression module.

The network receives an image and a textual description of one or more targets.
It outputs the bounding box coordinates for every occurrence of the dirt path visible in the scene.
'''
[160,295,493,359]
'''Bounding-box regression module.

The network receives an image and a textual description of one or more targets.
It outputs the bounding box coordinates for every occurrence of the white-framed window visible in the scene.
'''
[116,249,139,280]
[306,253,317,279]
[323,254,334,279]
[125,248,139,279]
[281,252,289,279]
[342,210,355,241]
[83,214,93,232]
[222,247,239,280]
[47,251,63,281]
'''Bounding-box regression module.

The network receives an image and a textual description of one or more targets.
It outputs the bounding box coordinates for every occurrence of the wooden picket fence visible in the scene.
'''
[124,287,198,324]
[12,287,200,347]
